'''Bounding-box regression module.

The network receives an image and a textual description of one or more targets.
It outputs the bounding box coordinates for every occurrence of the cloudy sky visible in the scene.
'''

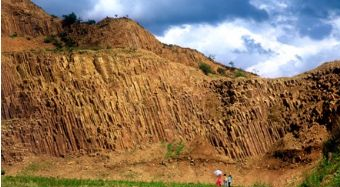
[32,0,340,77]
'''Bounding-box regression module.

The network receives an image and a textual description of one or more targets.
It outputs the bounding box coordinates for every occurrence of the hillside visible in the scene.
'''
[1,0,61,37]
[1,0,340,186]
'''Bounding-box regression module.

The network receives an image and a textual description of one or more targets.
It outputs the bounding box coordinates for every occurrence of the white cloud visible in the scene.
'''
[85,0,141,20]
[156,19,340,78]
[84,0,340,78]
[157,21,250,53]
[84,0,178,21]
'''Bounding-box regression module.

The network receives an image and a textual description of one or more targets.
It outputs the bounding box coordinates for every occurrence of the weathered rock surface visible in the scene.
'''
[2,47,339,164]
[1,0,61,37]
[1,49,223,163]
[209,64,340,161]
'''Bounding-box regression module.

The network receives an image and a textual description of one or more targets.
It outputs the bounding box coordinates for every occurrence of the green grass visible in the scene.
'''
[1,176,216,187]
[44,35,56,43]
[1,175,274,187]
[165,142,185,159]
[18,161,52,176]
[199,62,215,75]
[298,154,340,187]
[250,182,272,187]
[234,70,246,78]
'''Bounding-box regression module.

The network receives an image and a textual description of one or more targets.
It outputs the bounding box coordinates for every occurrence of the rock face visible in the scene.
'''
[2,48,339,163]
[209,64,340,161]
[1,0,61,37]
[1,0,340,166]
[1,49,223,162]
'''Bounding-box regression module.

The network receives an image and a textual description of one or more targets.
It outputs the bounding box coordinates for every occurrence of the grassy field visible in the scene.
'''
[298,154,340,187]
[1,176,213,187]
[1,175,273,187]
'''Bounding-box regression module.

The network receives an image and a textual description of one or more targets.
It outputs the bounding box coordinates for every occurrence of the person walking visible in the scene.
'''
[214,170,223,187]
[223,174,228,187]
[216,174,223,187]
[227,173,233,187]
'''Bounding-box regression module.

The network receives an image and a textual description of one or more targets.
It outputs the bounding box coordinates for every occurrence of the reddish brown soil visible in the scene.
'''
[2,143,319,187]
[2,36,54,52]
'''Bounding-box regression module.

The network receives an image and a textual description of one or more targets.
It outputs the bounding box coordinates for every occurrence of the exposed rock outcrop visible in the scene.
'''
[209,63,340,161]
[1,49,223,163]
[2,47,339,164]
[1,0,61,37]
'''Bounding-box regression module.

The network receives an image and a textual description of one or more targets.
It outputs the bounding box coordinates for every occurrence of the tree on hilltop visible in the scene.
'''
[62,12,80,27]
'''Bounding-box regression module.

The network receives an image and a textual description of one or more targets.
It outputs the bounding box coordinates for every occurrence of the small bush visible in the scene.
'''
[175,142,185,156]
[165,142,185,158]
[228,61,235,67]
[44,35,63,49]
[53,40,63,49]
[165,143,174,158]
[235,69,246,78]
[1,169,5,175]
[208,54,215,61]
[199,62,214,75]
[323,138,340,156]
[44,35,55,43]
[332,168,340,186]
[59,32,76,48]
[10,33,17,38]
[62,12,80,27]
[217,67,226,75]
[251,182,272,187]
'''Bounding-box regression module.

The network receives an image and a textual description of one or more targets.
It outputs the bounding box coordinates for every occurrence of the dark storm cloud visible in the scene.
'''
[32,0,94,18]
[29,0,340,77]
[139,0,269,33]
[31,0,340,38]
[294,0,340,18]
[287,0,340,40]
[31,0,268,34]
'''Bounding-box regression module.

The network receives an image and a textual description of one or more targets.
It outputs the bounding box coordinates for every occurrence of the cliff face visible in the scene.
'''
[1,0,340,167]
[1,49,223,162]
[2,47,339,164]
[1,0,61,37]
[210,64,340,161]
